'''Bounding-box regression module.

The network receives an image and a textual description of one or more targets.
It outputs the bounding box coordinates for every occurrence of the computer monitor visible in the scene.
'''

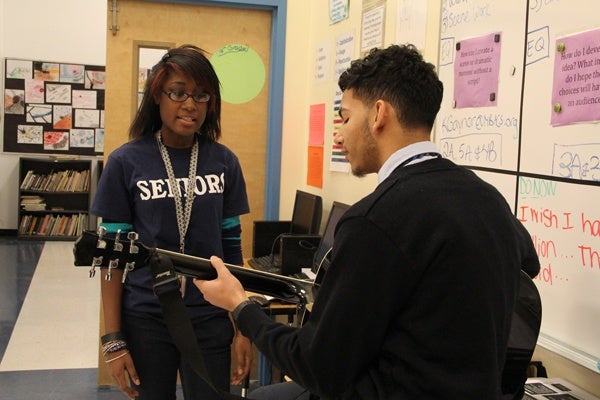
[311,201,350,273]
[290,190,323,234]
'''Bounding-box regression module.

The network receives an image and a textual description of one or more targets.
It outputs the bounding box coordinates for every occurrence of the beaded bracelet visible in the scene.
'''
[102,339,128,355]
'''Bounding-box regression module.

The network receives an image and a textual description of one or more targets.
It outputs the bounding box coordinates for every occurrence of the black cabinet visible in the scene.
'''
[18,157,91,240]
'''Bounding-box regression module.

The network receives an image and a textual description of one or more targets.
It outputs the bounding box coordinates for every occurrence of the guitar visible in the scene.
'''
[73,229,319,307]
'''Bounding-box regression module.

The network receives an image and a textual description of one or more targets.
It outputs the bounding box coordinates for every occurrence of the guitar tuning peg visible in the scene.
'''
[105,258,119,281]
[96,226,107,250]
[127,231,139,254]
[113,229,124,252]
[89,256,103,278]
[122,262,135,283]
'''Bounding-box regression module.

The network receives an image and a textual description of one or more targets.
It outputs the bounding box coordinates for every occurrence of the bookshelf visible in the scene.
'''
[18,157,92,240]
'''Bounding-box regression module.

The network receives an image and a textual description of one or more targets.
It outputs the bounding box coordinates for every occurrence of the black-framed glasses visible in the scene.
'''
[163,90,210,103]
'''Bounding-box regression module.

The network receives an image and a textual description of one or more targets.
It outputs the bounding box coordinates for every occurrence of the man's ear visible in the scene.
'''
[372,99,389,132]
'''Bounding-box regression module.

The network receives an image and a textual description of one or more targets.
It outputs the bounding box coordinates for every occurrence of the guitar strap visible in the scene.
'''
[148,250,247,400]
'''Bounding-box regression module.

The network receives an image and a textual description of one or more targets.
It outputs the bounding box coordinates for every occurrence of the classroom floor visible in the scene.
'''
[0,235,270,399]
[0,235,139,399]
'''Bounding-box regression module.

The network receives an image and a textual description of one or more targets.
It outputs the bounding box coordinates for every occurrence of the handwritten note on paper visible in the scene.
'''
[454,32,502,108]
[551,28,600,126]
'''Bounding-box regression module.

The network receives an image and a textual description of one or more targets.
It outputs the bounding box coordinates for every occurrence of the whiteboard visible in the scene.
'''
[521,1,600,180]
[434,0,526,173]
[518,178,600,370]
[434,0,600,373]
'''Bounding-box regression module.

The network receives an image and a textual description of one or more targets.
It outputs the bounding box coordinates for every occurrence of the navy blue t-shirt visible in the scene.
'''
[91,133,249,319]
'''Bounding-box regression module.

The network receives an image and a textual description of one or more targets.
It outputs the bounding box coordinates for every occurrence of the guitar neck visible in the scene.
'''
[156,248,312,304]
[72,230,312,305]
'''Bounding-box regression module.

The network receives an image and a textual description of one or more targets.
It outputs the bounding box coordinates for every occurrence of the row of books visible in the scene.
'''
[18,213,88,237]
[20,195,47,211]
[20,169,91,192]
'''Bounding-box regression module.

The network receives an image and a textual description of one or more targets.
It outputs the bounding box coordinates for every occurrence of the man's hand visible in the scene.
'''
[194,256,248,312]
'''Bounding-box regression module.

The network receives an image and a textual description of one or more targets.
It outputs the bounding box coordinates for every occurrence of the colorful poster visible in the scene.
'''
[3,58,105,155]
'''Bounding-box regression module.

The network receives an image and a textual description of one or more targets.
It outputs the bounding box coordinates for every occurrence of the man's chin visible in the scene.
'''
[351,168,367,178]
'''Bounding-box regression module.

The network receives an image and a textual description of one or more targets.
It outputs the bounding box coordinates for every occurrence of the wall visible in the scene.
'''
[1,0,599,394]
[280,0,600,395]
[280,0,441,220]
[0,0,107,230]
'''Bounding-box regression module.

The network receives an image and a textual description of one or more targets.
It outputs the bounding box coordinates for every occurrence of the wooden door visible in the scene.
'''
[105,0,271,257]
[101,0,272,385]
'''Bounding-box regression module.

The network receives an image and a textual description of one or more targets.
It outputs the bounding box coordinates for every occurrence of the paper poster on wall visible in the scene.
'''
[308,104,325,187]
[330,32,353,173]
[4,89,24,114]
[307,145,324,188]
[211,44,266,104]
[396,0,427,50]
[60,64,84,84]
[361,2,386,54]
[309,103,326,146]
[33,62,59,81]
[6,60,32,79]
[454,32,502,108]
[315,41,331,83]
[53,105,72,129]
[334,31,355,79]
[44,131,69,151]
[551,28,600,126]
[17,125,42,144]
[329,0,349,24]
[3,57,105,156]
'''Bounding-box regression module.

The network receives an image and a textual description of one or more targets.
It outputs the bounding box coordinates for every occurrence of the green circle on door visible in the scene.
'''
[211,44,266,104]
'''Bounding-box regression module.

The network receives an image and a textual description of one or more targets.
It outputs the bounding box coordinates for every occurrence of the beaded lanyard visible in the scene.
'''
[156,130,198,254]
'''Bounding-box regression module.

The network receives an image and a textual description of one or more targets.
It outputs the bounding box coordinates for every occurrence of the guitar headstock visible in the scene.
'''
[73,228,151,282]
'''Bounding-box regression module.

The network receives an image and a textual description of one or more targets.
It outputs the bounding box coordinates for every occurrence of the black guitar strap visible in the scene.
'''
[148,251,246,400]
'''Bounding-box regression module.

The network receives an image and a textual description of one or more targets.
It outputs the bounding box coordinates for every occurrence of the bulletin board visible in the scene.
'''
[434,0,600,373]
[3,58,105,156]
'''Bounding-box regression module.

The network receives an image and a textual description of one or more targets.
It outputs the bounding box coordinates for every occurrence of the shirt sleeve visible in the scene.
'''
[236,216,407,398]
[90,152,133,223]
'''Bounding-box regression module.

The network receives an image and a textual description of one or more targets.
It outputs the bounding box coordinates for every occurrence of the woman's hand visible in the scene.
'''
[231,331,253,385]
[105,350,140,399]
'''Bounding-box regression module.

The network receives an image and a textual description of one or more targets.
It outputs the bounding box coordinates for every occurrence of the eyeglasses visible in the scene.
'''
[163,90,210,103]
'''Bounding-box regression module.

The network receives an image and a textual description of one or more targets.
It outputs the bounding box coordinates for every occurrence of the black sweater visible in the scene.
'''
[238,158,540,399]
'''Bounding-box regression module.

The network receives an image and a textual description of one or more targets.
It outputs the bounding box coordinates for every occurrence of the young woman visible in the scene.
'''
[91,44,252,400]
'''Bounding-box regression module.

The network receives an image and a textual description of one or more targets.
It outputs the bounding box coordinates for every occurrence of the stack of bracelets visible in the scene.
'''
[101,332,129,363]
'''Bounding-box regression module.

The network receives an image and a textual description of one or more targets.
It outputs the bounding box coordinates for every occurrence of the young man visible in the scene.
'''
[195,44,540,399]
